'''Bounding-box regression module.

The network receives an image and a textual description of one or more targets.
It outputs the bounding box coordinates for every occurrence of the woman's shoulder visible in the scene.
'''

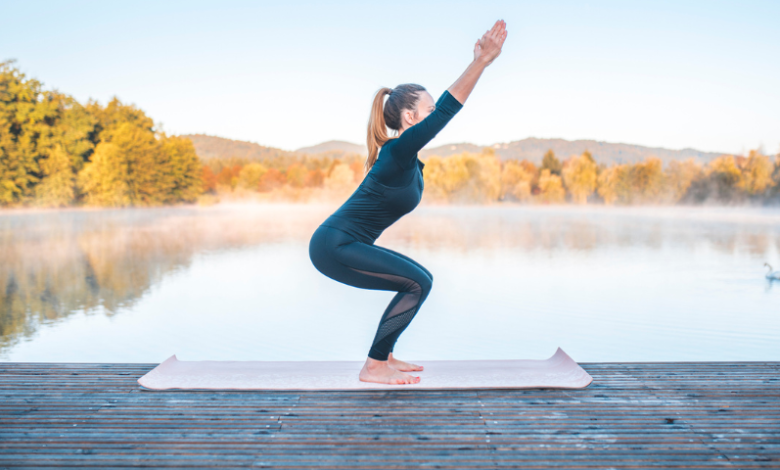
[379,137,399,153]
[382,137,398,146]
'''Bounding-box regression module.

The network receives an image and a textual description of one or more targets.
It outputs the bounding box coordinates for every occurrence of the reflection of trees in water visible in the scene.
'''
[394,207,780,257]
[0,204,334,352]
[1,204,778,353]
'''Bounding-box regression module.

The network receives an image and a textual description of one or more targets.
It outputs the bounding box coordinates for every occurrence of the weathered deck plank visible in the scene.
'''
[0,361,777,468]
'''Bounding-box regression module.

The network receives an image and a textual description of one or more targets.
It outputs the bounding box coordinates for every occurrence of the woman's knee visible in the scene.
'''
[418,275,433,297]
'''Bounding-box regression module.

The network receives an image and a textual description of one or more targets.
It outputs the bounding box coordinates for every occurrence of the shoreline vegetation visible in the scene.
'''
[2,59,779,210]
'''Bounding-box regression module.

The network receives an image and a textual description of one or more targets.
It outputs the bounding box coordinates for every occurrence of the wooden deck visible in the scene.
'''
[0,360,778,468]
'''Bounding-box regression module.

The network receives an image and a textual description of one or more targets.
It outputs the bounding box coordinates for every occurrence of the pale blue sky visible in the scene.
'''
[3,0,778,154]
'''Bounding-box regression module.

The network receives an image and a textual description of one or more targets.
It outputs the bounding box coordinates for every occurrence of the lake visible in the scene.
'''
[1,203,778,363]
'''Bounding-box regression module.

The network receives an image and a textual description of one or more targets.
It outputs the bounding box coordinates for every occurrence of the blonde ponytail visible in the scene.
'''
[364,83,427,175]
[365,87,395,174]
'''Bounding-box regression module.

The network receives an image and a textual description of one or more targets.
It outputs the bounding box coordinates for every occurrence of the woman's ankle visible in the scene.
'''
[365,356,389,369]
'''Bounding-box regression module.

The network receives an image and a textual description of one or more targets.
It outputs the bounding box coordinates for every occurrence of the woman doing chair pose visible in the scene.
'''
[309,20,508,385]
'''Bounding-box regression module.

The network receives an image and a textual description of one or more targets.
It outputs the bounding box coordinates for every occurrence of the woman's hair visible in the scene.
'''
[365,83,427,174]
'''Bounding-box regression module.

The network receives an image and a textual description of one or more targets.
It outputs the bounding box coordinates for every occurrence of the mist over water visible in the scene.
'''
[1,203,778,363]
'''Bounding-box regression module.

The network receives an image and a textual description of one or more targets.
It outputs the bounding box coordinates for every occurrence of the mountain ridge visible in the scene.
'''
[183,134,728,166]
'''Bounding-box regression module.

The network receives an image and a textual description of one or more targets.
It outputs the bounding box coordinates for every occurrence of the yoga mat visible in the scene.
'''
[138,347,592,391]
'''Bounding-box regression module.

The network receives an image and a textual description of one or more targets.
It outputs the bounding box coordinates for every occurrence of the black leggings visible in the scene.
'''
[308,225,433,361]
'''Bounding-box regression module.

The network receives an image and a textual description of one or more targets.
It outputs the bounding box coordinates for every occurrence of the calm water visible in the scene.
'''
[1,203,778,363]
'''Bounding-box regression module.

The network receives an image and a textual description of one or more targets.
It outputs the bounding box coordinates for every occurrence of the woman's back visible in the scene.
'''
[320,90,463,244]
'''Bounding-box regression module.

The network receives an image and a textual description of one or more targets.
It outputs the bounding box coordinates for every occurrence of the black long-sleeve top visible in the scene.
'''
[320,89,464,244]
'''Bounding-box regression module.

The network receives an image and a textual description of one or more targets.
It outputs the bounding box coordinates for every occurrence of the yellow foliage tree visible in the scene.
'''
[630,157,665,203]
[663,159,701,203]
[237,163,268,190]
[500,160,534,202]
[562,152,598,204]
[597,165,627,205]
[738,150,774,195]
[537,169,565,203]
[419,156,450,201]
[160,135,203,202]
[286,163,308,188]
[324,163,355,192]
[34,144,76,207]
[705,155,743,201]
[78,122,170,206]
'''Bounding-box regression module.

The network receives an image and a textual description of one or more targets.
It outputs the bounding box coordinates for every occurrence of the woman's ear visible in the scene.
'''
[401,109,413,129]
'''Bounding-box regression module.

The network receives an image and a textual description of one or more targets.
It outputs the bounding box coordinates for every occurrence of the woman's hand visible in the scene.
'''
[448,19,508,105]
[473,19,507,66]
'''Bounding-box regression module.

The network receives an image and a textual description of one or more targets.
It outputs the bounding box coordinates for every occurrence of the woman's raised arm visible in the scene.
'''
[447,19,508,105]
[388,20,508,168]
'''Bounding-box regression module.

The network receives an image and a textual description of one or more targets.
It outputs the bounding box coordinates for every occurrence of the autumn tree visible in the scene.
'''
[304,168,325,188]
[537,169,565,203]
[286,163,308,188]
[215,165,241,190]
[323,163,354,192]
[562,152,598,204]
[597,165,627,205]
[663,159,701,203]
[258,167,287,192]
[500,160,534,202]
[428,155,470,200]
[78,122,170,206]
[159,135,203,202]
[773,155,780,197]
[0,61,97,206]
[2,60,203,207]
[738,150,774,196]
[629,157,665,203]
[237,163,267,190]
[541,149,562,176]
[201,165,218,193]
[689,155,743,202]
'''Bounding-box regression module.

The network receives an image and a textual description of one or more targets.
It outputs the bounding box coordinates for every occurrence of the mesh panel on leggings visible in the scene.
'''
[373,306,417,345]
[347,267,424,350]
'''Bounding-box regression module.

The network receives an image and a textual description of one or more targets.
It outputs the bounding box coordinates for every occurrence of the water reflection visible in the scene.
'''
[1,203,778,361]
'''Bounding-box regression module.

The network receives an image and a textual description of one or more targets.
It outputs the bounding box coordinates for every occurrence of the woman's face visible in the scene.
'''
[400,91,435,131]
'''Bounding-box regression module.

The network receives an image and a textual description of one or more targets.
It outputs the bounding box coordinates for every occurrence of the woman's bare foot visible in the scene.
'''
[387,352,424,372]
[359,357,421,385]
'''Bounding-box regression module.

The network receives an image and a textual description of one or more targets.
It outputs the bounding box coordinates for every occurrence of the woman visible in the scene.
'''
[309,20,508,385]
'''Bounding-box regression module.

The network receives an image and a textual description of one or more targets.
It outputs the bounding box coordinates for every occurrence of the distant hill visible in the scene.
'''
[182,134,297,161]
[421,138,725,166]
[295,140,368,156]
[182,134,727,166]
[292,137,726,165]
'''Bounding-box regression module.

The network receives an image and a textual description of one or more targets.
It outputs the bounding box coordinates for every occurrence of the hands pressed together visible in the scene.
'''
[474,19,507,66]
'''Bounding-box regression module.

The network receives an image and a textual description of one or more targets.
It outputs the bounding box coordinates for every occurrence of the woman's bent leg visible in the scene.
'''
[367,244,433,353]
[309,226,433,361]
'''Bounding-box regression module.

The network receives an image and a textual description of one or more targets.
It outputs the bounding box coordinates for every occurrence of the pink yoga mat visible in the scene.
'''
[137,347,592,391]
